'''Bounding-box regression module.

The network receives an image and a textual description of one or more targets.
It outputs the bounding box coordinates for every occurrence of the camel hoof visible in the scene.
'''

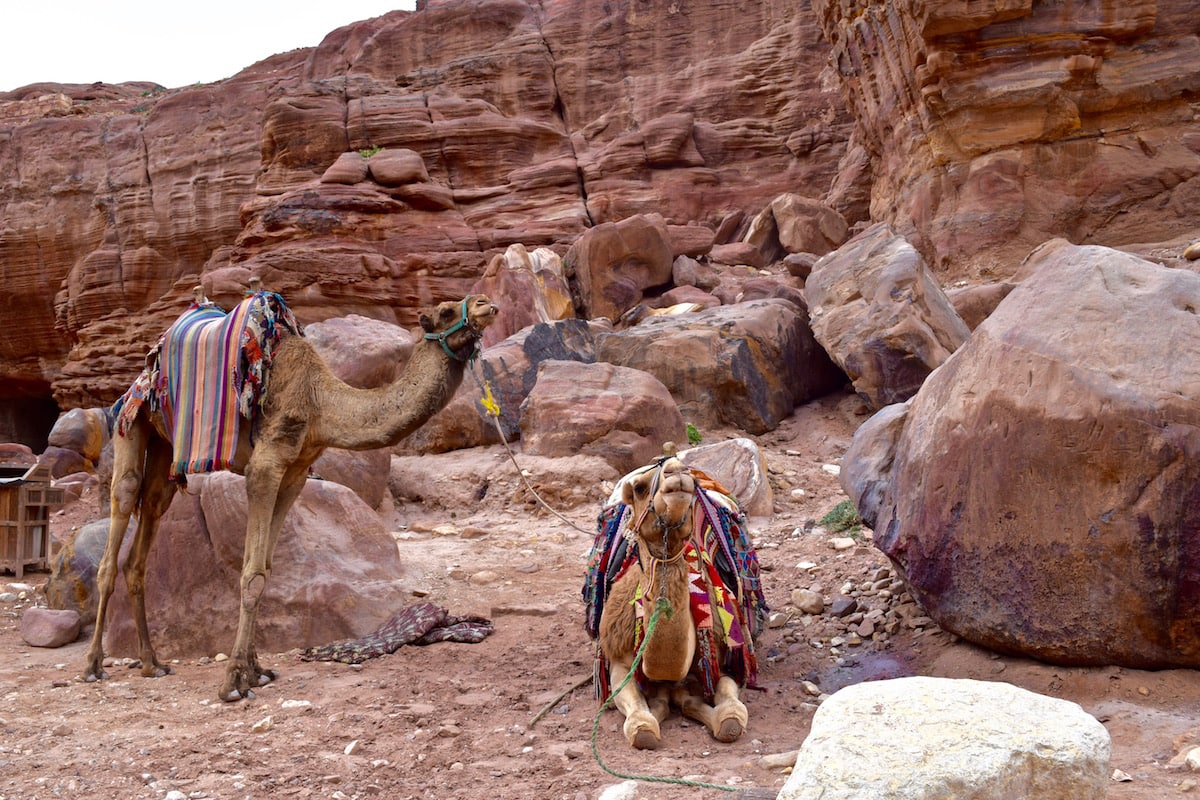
[256,669,278,687]
[632,729,661,750]
[134,660,174,678]
[715,717,744,743]
[220,687,252,703]
[82,670,107,683]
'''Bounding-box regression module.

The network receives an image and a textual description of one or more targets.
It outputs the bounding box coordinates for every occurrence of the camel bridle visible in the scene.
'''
[424,296,484,363]
[632,457,694,566]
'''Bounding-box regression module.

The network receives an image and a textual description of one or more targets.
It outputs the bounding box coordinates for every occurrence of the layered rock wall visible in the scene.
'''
[811,0,1200,277]
[0,0,850,413]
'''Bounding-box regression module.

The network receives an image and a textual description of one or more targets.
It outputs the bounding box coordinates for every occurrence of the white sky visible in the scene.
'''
[2,2,417,93]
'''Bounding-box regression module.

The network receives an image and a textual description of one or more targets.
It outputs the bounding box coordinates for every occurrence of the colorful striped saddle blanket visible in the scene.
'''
[113,291,301,480]
[582,463,768,703]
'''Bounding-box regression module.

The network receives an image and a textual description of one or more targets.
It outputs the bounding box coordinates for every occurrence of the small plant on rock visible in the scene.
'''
[358,145,384,158]
[686,423,702,446]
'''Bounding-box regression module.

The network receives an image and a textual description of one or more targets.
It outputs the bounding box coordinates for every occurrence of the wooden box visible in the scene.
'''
[0,462,66,579]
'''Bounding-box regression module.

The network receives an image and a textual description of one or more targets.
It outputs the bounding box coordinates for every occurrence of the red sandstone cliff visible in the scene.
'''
[2,0,1199,442]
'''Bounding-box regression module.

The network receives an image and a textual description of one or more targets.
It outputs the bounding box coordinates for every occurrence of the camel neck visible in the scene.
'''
[310,338,467,451]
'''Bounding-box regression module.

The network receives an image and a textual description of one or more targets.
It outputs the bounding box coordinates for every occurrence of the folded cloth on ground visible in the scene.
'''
[299,602,495,664]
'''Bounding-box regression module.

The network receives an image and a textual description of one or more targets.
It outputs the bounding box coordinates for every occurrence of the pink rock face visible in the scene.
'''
[846,241,1200,669]
[0,0,850,414]
[811,0,1200,278]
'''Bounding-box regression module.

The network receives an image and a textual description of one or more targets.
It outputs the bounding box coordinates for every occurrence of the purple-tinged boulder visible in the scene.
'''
[68,473,411,659]
[46,407,109,464]
[20,607,81,648]
[845,240,1200,668]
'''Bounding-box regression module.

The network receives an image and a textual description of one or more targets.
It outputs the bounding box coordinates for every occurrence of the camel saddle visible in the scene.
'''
[112,291,301,480]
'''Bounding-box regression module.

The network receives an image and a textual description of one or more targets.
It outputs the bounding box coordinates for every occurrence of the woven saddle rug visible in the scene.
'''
[113,291,301,480]
[582,465,769,703]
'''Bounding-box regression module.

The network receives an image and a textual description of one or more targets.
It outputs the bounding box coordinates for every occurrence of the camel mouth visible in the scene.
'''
[468,299,500,331]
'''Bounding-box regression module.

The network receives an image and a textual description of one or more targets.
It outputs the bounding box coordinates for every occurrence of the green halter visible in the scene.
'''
[423,297,478,363]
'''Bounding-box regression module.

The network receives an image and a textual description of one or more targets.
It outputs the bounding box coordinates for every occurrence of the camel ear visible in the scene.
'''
[419,311,435,333]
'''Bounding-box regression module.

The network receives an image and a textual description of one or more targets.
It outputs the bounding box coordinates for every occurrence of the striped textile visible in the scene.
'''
[112,291,301,480]
[158,301,255,478]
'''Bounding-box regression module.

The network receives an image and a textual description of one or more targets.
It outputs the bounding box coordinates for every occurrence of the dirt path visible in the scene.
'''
[3,392,1199,799]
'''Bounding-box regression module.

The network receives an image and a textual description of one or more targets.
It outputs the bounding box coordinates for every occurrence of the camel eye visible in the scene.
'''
[633,483,648,498]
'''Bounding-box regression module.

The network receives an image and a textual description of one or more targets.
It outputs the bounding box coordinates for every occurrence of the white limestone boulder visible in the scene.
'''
[780,676,1111,800]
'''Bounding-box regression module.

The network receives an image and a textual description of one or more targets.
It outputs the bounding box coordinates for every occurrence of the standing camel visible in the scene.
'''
[82,289,498,701]
[585,453,767,748]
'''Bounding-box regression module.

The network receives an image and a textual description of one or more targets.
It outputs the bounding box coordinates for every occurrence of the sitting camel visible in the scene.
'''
[585,452,767,749]
[83,287,498,701]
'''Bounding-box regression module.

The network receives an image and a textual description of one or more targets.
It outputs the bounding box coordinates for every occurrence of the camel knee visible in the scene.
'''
[241,572,268,600]
[112,472,142,515]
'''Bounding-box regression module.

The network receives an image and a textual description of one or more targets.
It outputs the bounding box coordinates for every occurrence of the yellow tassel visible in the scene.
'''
[478,380,501,418]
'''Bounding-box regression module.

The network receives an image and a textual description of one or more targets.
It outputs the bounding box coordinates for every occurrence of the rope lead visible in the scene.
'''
[589,596,739,792]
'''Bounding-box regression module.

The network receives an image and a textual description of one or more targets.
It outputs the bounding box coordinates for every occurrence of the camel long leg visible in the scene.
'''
[219,445,308,702]
[608,656,664,749]
[244,460,310,685]
[672,676,748,743]
[123,433,176,678]
[83,416,150,682]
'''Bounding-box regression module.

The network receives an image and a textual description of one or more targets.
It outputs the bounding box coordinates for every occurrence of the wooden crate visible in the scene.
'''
[0,462,65,579]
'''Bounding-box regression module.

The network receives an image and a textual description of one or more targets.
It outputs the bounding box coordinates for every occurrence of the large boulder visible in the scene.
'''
[311,449,390,510]
[806,223,970,409]
[780,677,1110,800]
[66,473,411,659]
[564,214,674,321]
[46,407,109,464]
[845,241,1200,668]
[303,314,414,389]
[596,299,844,435]
[45,518,108,625]
[471,244,575,348]
[679,437,773,519]
[744,193,849,264]
[519,360,686,474]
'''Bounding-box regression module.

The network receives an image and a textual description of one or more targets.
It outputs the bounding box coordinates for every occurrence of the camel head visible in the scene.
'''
[621,456,697,560]
[420,295,499,362]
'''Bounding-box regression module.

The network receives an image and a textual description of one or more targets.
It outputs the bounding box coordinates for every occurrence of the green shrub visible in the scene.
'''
[821,499,863,535]
[358,145,384,158]
[686,423,702,446]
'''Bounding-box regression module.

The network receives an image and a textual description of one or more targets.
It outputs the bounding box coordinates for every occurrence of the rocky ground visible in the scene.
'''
[3,390,1200,799]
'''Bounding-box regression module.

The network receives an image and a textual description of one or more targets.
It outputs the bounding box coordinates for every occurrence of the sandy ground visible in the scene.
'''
[3,390,1200,799]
